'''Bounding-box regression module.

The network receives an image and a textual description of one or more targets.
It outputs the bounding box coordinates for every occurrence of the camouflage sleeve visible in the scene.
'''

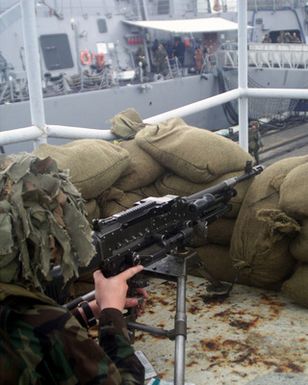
[99,308,145,384]
[0,301,144,385]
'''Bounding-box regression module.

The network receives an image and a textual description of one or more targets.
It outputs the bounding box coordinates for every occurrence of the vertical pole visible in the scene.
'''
[174,273,186,385]
[20,0,47,146]
[238,0,249,151]
[141,0,148,20]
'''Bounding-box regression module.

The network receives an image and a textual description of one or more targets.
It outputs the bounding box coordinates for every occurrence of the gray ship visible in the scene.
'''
[1,0,308,154]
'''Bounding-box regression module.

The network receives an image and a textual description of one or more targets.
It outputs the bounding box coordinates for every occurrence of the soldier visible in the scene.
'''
[153,42,168,75]
[248,120,263,164]
[0,51,8,82]
[0,153,145,384]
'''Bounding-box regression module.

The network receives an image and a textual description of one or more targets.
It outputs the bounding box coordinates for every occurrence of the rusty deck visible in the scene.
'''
[134,276,308,385]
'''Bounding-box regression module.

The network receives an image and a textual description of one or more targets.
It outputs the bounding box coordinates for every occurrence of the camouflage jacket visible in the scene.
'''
[0,284,144,385]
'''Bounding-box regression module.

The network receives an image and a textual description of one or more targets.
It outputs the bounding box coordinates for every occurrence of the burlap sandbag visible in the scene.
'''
[110,108,145,138]
[135,118,253,183]
[188,244,238,283]
[137,184,161,198]
[289,219,308,262]
[230,157,308,288]
[100,190,145,218]
[154,171,251,218]
[114,140,164,191]
[279,162,308,219]
[188,218,235,247]
[282,264,308,308]
[34,140,130,199]
[84,199,101,223]
[207,218,236,246]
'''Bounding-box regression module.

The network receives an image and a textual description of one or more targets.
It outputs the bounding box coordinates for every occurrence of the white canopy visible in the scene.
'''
[123,17,240,34]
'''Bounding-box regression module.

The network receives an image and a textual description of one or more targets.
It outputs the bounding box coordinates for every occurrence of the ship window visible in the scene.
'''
[157,0,170,15]
[97,19,108,33]
[40,34,73,70]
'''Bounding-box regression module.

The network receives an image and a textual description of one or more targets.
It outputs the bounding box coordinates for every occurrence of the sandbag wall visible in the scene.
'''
[33,116,308,308]
[230,155,308,307]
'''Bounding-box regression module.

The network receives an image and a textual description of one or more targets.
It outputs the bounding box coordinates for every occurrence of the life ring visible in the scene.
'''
[95,53,105,68]
[80,50,92,65]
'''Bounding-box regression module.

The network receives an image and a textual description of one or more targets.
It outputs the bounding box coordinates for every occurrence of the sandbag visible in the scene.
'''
[34,140,130,199]
[110,108,145,138]
[154,171,251,218]
[289,219,308,262]
[135,117,252,183]
[207,218,236,246]
[100,190,145,218]
[188,244,237,283]
[114,140,164,191]
[279,162,308,219]
[84,199,101,223]
[282,264,308,308]
[230,157,307,288]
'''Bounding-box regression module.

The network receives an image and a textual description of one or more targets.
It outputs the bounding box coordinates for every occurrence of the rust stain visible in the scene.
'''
[188,305,201,314]
[229,317,259,330]
[187,360,199,367]
[200,339,220,351]
[275,362,304,373]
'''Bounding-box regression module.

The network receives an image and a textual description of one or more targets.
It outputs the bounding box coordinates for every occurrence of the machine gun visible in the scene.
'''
[82,162,264,278]
[61,161,264,385]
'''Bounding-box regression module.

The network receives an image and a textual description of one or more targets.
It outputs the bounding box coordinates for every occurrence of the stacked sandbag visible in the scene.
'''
[33,139,130,223]
[110,108,145,138]
[33,139,130,199]
[114,139,164,191]
[230,156,308,291]
[84,199,101,223]
[135,118,253,183]
[132,118,254,279]
[278,162,308,307]
[99,187,146,218]
[154,172,250,219]
[189,244,238,283]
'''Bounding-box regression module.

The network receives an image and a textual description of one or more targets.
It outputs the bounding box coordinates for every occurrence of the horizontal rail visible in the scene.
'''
[2,87,308,147]
[144,89,240,124]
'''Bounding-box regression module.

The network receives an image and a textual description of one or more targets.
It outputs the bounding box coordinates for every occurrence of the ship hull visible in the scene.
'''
[0,74,229,153]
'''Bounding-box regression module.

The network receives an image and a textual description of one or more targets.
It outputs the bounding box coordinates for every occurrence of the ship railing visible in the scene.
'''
[247,0,305,11]
[217,43,308,70]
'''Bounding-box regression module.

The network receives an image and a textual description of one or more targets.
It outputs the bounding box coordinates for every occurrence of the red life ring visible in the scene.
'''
[80,50,92,65]
[95,53,105,68]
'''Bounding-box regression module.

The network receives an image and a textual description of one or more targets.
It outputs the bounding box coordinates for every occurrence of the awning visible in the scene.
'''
[122,17,241,34]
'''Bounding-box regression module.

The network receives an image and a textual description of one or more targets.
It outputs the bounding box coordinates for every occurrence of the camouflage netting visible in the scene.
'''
[30,112,308,308]
[0,153,95,291]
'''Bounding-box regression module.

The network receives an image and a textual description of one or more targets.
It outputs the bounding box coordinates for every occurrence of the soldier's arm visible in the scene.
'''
[99,308,145,384]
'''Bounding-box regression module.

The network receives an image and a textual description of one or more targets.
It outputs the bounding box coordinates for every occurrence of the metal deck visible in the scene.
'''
[134,275,308,385]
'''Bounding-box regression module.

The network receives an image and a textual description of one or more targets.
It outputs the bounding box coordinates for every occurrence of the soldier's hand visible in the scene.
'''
[93,265,144,312]
[125,287,148,317]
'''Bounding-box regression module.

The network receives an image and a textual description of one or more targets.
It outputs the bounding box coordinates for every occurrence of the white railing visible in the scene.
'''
[2,0,308,154]
[219,43,308,69]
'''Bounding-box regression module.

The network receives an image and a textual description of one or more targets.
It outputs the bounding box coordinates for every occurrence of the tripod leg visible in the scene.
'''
[174,271,187,385]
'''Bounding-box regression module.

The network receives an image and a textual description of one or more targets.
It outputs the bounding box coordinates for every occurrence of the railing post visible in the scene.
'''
[20,0,47,147]
[238,0,249,151]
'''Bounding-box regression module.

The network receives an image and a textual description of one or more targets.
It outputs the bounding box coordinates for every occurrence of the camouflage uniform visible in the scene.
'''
[0,154,144,385]
[248,121,263,164]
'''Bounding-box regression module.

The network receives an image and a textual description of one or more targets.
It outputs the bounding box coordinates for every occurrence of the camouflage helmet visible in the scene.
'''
[0,153,95,291]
